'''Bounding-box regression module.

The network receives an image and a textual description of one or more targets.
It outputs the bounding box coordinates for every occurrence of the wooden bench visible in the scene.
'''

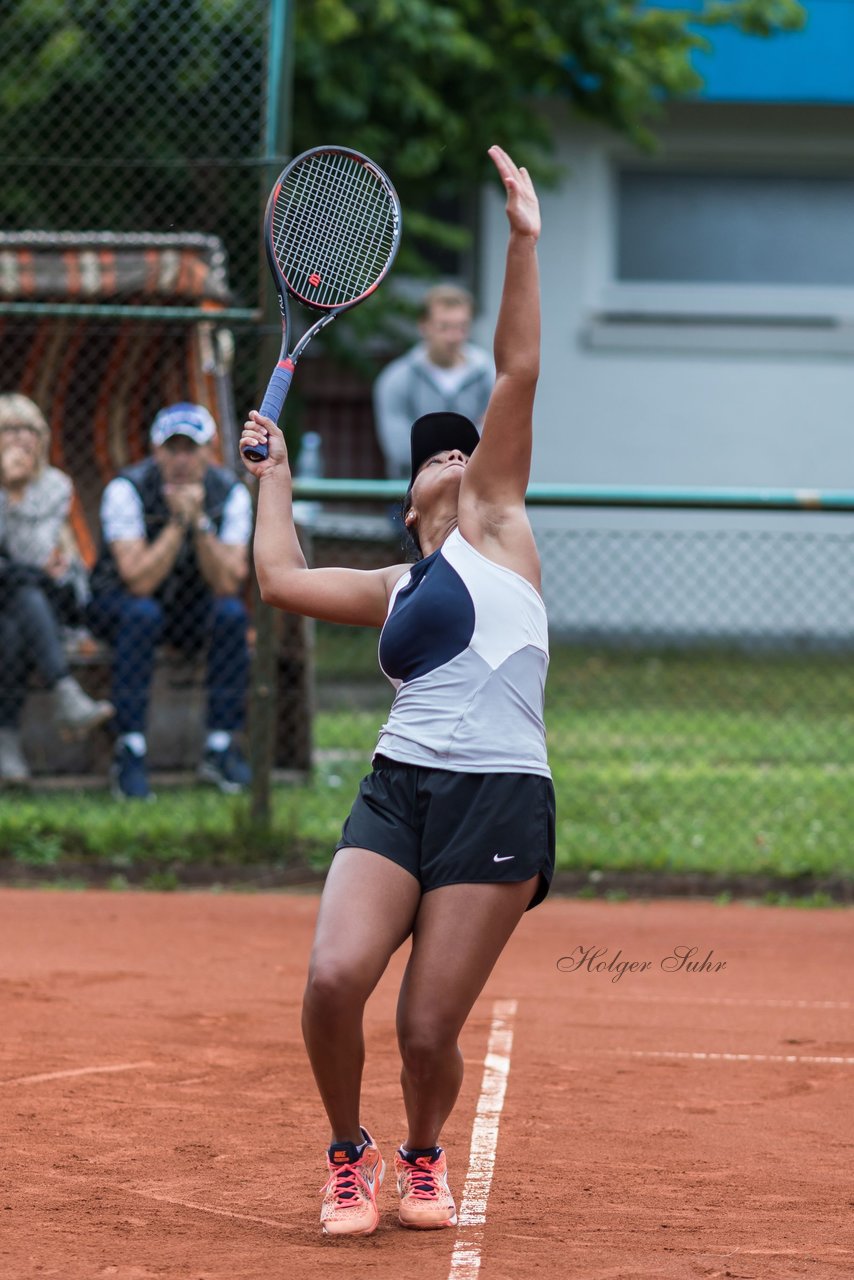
[20,609,313,782]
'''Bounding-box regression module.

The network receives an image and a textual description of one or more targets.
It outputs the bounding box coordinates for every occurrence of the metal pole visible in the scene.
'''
[248,0,294,828]
[0,303,258,321]
[283,478,854,514]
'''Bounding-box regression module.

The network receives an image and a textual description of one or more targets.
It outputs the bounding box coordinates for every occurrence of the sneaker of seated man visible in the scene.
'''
[86,403,253,800]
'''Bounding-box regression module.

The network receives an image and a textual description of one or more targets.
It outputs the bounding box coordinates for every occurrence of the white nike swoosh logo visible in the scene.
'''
[493,854,515,863]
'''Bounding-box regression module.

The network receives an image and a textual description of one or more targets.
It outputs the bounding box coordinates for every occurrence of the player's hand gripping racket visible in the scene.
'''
[241,145,402,462]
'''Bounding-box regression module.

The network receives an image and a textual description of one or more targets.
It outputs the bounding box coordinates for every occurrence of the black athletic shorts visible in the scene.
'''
[334,754,556,910]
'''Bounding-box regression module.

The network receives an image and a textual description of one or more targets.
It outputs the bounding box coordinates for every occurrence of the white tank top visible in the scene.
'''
[375,528,550,776]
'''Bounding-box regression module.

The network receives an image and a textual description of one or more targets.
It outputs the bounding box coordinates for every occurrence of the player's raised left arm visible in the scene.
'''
[461,145,541,516]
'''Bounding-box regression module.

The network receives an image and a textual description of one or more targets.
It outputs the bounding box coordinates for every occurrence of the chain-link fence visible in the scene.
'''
[1,1,268,288]
[1,0,274,415]
[303,498,854,882]
[0,2,279,801]
[1,2,852,888]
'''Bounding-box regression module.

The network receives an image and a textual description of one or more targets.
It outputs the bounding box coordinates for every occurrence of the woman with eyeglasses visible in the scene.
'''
[0,393,113,783]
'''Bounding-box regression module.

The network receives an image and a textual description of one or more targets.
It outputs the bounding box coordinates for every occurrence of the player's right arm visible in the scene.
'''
[241,411,408,627]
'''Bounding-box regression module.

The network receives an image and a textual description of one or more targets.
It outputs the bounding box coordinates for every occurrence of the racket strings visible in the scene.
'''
[276,153,339,269]
[285,152,391,260]
[276,163,394,303]
[272,151,398,306]
[335,177,397,300]
[273,198,391,304]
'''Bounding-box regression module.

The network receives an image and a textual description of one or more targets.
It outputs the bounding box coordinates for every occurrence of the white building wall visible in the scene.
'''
[473,105,854,643]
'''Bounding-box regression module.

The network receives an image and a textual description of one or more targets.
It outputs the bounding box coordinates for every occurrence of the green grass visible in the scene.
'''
[0,760,370,871]
[541,648,854,878]
[2,643,854,888]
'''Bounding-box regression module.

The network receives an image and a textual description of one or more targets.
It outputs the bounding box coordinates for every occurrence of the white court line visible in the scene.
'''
[1,1060,155,1086]
[124,1187,288,1230]
[613,1049,854,1066]
[572,994,851,1011]
[448,998,517,1280]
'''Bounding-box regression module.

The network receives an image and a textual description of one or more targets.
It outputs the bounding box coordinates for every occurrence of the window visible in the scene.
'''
[584,165,854,355]
[617,169,854,286]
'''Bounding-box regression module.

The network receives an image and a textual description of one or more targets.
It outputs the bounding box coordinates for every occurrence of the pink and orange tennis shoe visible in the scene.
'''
[320,1128,385,1236]
[394,1146,458,1229]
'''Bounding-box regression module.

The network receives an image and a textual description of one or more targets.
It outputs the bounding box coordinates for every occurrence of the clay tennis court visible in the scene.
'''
[1,887,851,1279]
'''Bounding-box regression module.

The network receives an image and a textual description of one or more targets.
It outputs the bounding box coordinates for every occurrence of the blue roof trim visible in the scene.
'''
[655,0,854,104]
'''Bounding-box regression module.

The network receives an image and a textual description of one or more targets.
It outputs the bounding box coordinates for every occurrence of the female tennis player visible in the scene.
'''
[241,144,552,1237]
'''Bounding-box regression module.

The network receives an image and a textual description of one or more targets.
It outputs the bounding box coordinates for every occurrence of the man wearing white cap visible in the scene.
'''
[87,403,252,799]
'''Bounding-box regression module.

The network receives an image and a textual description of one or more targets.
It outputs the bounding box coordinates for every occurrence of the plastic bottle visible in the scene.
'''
[292,430,323,528]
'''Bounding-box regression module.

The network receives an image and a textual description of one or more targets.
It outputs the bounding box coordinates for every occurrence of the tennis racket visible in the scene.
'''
[242,145,402,462]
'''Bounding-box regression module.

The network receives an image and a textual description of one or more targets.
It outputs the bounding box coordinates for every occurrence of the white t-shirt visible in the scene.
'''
[429,364,474,398]
[100,476,252,545]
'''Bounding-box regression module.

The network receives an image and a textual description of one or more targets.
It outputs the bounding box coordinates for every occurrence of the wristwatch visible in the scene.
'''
[195,514,215,535]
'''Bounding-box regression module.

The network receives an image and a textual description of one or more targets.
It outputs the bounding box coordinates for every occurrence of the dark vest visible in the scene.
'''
[89,458,238,609]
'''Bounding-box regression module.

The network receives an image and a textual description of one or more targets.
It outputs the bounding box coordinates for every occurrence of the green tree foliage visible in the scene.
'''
[0,1,267,293]
[0,0,805,291]
[292,0,805,269]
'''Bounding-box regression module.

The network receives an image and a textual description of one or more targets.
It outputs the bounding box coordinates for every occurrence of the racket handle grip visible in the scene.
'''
[242,360,295,461]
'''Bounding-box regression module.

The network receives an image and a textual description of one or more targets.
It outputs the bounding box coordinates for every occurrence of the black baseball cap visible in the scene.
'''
[409,411,481,488]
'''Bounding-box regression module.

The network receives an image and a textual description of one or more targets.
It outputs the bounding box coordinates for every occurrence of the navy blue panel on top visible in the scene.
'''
[379,549,475,683]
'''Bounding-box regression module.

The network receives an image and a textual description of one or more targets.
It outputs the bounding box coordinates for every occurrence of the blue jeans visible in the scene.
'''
[0,584,70,728]
[86,590,249,735]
